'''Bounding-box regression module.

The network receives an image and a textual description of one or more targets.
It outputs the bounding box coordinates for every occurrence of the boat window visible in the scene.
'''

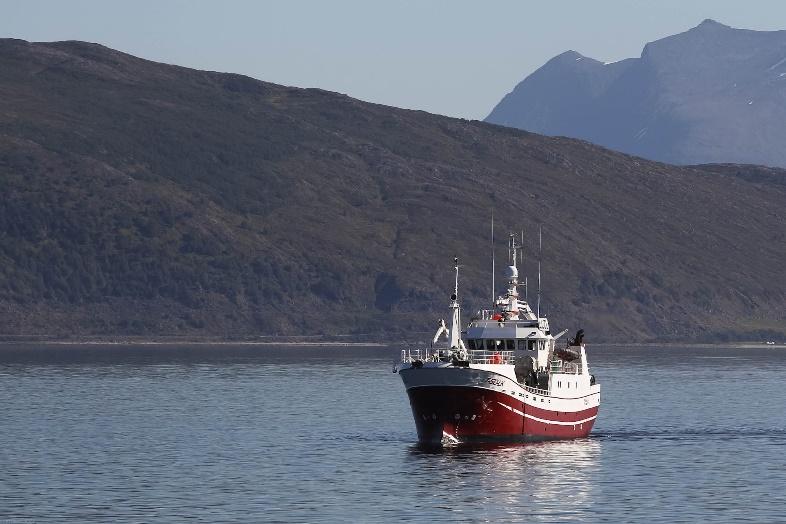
[517,340,526,350]
[527,340,536,351]
[467,339,476,350]
[506,340,515,350]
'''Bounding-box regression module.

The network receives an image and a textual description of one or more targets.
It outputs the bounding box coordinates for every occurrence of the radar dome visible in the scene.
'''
[505,265,518,279]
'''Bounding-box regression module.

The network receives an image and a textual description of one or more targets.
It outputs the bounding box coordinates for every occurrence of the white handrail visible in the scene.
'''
[523,385,550,396]
[401,348,514,364]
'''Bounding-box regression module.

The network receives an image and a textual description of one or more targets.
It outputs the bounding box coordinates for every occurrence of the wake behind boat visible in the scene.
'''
[394,234,600,445]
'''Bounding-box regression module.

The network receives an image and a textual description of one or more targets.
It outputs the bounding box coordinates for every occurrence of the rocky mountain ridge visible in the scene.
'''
[486,20,786,168]
[0,38,784,341]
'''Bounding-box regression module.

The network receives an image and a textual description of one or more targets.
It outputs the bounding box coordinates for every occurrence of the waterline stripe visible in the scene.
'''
[496,401,525,417]
[497,402,597,426]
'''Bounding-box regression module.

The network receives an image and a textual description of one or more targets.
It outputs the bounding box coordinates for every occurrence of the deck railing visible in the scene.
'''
[549,360,583,374]
[400,349,581,375]
[400,348,514,365]
[476,311,540,326]
[523,385,550,396]
[468,349,514,365]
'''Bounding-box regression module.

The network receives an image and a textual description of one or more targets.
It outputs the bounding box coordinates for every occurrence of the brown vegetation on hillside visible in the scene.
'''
[0,39,784,341]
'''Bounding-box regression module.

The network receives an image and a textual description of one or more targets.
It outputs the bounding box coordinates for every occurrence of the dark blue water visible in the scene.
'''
[1,343,785,522]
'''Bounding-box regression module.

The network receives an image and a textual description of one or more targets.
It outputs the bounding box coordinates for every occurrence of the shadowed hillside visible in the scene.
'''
[0,38,784,341]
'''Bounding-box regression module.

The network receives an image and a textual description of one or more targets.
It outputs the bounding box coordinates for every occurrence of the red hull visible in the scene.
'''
[407,386,598,445]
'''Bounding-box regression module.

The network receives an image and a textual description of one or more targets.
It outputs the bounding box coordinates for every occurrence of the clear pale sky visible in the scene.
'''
[2,0,784,119]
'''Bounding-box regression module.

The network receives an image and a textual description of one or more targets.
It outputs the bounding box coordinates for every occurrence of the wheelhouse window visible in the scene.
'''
[517,340,526,350]
[467,339,476,350]
[505,340,515,350]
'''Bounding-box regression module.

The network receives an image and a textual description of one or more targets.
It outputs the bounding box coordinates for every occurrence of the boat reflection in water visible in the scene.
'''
[406,439,601,519]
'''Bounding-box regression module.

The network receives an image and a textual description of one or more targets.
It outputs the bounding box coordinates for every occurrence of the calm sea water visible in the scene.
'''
[1,343,785,523]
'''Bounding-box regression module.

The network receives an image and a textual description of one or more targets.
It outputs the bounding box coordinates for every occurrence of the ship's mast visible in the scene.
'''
[449,257,462,349]
[490,211,495,307]
[510,233,516,267]
[537,226,542,319]
[505,234,520,319]
[489,231,538,320]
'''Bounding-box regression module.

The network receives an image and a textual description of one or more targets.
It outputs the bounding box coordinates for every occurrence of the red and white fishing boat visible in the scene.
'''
[394,234,600,445]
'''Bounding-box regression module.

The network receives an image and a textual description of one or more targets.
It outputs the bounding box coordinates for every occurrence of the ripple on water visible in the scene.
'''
[1,344,786,522]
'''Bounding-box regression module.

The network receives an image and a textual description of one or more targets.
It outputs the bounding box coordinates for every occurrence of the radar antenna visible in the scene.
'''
[537,226,542,318]
[491,210,495,305]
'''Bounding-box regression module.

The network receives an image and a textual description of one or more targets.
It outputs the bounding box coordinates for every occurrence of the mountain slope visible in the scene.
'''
[486,20,786,168]
[0,38,784,341]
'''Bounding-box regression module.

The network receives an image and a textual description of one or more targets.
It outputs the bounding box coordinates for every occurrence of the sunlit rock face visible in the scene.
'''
[487,20,786,168]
